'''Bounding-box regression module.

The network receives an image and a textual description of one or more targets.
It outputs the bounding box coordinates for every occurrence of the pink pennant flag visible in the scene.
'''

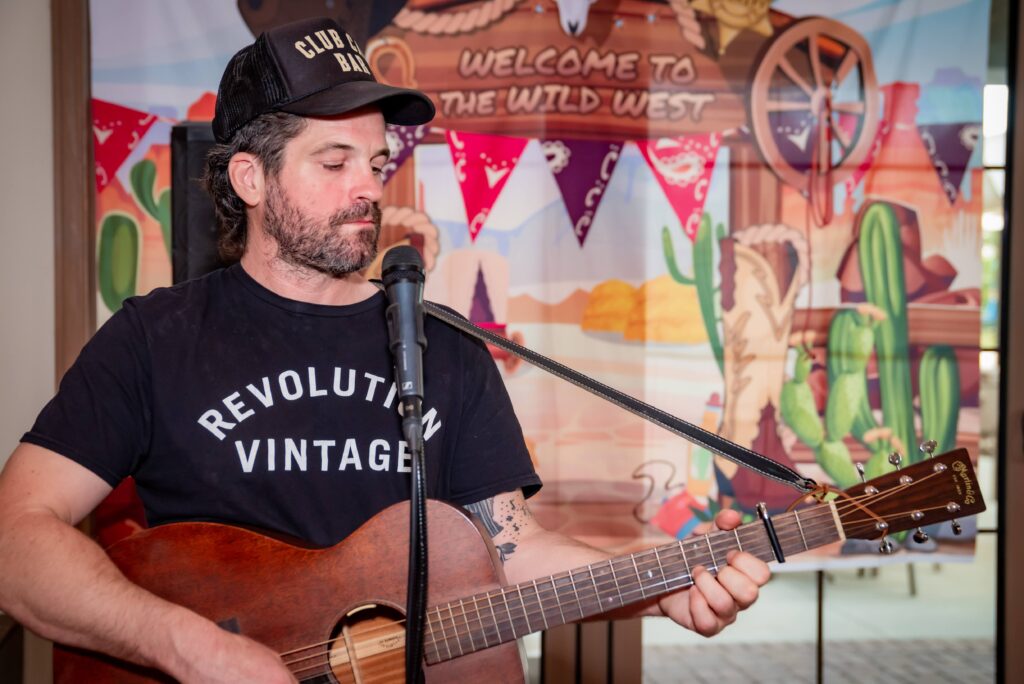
[638,133,721,241]
[92,98,157,193]
[844,119,890,195]
[542,139,623,246]
[446,130,528,241]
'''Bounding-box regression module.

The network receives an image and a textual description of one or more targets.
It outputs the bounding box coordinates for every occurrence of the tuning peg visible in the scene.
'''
[879,538,895,554]
[913,529,930,543]
[855,462,866,483]
[921,440,963,535]
[888,452,903,468]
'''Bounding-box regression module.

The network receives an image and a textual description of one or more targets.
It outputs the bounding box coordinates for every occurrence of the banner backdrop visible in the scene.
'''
[91,0,989,566]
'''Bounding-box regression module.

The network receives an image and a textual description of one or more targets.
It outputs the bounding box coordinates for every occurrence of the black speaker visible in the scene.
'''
[170,122,226,284]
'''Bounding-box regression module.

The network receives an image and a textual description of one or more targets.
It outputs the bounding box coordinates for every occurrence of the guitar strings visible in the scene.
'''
[282,504,843,670]
[282,473,957,675]
[280,508,838,674]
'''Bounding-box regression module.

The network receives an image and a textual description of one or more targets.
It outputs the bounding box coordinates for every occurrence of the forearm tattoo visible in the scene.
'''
[465,492,533,564]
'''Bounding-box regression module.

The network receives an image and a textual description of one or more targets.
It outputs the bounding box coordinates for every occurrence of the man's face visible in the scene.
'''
[261,108,389,276]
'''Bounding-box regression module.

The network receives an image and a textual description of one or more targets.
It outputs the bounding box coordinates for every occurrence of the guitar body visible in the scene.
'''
[54,500,526,683]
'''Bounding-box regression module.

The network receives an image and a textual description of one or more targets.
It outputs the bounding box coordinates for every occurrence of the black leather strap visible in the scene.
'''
[422,300,815,493]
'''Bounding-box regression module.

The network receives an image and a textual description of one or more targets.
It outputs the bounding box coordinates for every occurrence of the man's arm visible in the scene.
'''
[464,489,770,637]
[0,443,296,683]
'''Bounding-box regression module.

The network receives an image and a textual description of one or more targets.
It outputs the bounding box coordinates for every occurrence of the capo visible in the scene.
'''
[756,502,785,563]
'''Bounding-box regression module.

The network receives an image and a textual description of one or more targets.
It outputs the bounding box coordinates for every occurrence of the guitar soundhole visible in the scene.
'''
[327,603,406,683]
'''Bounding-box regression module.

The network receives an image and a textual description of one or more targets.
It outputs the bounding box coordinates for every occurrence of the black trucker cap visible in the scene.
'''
[212,17,435,143]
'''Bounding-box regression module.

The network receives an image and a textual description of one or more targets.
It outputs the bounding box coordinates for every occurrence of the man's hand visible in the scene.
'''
[167,614,298,684]
[655,509,771,637]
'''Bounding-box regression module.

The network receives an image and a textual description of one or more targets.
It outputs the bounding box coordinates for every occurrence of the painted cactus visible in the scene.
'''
[780,201,962,485]
[662,213,726,374]
[97,212,139,312]
[130,158,172,255]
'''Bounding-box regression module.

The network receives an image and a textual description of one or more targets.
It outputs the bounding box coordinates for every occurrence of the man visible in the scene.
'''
[0,17,769,683]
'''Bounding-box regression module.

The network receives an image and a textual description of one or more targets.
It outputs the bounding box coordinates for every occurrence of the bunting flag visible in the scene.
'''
[918,123,981,205]
[446,130,528,241]
[92,98,157,193]
[542,139,623,246]
[382,124,429,185]
[638,133,721,241]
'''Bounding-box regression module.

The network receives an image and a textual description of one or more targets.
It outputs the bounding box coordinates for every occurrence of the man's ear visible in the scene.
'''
[227,152,265,207]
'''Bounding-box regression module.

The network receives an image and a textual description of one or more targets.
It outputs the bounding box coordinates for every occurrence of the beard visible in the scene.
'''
[262,180,381,277]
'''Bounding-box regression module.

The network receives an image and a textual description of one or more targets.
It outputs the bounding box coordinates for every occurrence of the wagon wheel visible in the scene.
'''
[749,17,880,225]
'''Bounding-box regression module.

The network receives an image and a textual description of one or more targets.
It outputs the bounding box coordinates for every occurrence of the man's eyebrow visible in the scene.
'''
[311,142,391,160]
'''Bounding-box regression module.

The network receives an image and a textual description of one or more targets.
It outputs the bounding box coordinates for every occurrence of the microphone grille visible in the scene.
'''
[381,245,425,285]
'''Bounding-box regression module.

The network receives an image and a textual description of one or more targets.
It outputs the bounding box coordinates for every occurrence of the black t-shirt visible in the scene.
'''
[23,265,540,547]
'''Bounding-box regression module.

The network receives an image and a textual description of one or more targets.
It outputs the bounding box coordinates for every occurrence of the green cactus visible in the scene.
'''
[97,212,139,312]
[130,158,172,255]
[859,203,917,466]
[779,200,962,488]
[662,214,726,374]
[919,345,960,454]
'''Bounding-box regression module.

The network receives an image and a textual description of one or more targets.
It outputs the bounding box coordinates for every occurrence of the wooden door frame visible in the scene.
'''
[51,0,94,380]
[999,1,1024,680]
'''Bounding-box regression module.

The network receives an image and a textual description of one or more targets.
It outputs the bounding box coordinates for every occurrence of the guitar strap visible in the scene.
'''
[420,300,816,493]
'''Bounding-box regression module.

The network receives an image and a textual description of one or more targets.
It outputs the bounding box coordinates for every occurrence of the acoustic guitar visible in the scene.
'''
[54,449,984,683]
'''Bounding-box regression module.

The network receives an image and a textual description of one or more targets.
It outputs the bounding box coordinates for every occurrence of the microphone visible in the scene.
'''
[381,245,427,447]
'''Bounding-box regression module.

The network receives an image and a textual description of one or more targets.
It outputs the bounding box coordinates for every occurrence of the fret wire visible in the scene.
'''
[447,604,464,656]
[793,510,809,550]
[734,528,743,552]
[485,591,502,644]
[678,540,692,577]
[516,585,532,634]
[436,605,453,660]
[706,534,718,571]
[568,568,584,620]
[460,598,477,652]
[499,587,519,638]
[609,559,626,607]
[587,564,602,613]
[630,554,647,600]
[531,580,549,630]
[552,576,566,625]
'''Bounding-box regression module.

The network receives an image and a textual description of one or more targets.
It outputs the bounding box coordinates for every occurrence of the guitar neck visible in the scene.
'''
[423,501,845,664]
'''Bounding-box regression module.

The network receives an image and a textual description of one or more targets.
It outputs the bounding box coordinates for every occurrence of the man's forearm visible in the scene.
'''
[0,510,210,677]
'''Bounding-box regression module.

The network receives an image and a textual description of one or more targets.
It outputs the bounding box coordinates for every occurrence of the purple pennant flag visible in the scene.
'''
[917,123,981,205]
[541,139,623,246]
[381,124,429,185]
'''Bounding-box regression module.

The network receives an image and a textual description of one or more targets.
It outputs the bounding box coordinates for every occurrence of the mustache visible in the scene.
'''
[329,201,381,227]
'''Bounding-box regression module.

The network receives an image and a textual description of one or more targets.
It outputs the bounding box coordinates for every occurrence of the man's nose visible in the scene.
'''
[352,165,384,203]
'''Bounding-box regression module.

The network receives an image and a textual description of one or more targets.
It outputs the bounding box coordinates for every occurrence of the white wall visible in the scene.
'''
[0,0,55,465]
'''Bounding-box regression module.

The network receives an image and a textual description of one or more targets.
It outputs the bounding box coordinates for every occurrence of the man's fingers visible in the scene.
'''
[692,566,737,621]
[686,570,722,636]
[727,550,772,586]
[715,566,760,610]
[712,509,742,531]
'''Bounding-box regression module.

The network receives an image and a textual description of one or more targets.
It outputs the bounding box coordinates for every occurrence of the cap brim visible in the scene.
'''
[279,80,435,126]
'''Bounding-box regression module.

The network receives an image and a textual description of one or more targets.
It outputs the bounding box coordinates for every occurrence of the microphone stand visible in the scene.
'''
[380,246,429,684]
[402,397,428,684]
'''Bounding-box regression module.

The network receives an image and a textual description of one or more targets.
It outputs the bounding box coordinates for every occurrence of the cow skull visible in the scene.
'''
[554,0,598,37]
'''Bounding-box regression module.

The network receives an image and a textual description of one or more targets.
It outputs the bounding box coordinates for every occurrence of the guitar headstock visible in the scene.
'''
[837,448,985,541]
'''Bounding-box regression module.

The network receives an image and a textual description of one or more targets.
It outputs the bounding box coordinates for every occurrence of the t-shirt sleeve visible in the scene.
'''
[443,333,542,505]
[21,302,152,487]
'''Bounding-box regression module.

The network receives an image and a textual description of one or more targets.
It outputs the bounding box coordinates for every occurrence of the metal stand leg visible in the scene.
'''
[816,570,824,684]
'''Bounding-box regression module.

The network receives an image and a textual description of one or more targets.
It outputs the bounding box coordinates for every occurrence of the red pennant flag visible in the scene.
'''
[638,133,721,241]
[446,130,527,241]
[844,119,890,195]
[92,99,157,193]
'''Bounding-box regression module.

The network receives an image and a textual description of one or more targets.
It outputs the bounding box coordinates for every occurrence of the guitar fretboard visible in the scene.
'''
[422,502,843,664]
